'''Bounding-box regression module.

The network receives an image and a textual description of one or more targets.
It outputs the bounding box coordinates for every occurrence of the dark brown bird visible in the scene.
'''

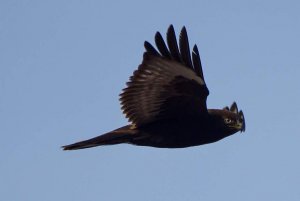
[62,25,245,150]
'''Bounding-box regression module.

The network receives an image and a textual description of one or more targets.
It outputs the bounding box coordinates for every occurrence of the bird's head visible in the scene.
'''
[208,102,246,136]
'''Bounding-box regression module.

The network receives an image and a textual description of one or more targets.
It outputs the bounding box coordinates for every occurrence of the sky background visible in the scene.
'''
[1,1,300,201]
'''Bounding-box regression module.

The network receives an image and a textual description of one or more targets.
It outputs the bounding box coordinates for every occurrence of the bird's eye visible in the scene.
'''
[224,118,232,124]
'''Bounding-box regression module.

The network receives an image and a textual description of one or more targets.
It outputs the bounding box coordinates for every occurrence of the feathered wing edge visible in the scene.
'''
[120,25,209,125]
[144,25,206,83]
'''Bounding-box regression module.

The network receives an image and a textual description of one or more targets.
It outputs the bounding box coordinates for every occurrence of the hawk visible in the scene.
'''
[63,25,245,150]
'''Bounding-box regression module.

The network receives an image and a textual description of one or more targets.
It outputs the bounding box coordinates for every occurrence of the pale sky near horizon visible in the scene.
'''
[1,1,300,201]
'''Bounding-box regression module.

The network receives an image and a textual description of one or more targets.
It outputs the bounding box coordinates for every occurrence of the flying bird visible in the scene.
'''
[62,25,245,150]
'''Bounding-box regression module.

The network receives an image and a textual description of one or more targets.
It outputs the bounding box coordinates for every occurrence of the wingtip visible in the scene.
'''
[223,106,230,111]
[168,24,174,30]
[230,102,238,114]
[239,110,246,132]
[192,44,199,53]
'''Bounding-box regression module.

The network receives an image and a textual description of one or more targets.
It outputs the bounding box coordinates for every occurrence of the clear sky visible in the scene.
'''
[1,1,300,201]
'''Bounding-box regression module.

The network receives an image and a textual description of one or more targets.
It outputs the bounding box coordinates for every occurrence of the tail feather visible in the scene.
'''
[62,125,135,150]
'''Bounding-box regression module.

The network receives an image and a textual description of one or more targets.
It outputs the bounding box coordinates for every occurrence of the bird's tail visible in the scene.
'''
[62,125,136,150]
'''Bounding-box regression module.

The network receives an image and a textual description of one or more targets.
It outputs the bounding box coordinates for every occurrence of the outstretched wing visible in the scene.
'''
[223,102,238,114]
[120,25,209,126]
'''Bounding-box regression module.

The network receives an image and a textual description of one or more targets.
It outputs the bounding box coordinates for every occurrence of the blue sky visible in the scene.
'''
[1,1,300,201]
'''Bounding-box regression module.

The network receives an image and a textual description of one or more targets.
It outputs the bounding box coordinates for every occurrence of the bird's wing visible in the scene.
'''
[223,102,238,114]
[120,25,209,126]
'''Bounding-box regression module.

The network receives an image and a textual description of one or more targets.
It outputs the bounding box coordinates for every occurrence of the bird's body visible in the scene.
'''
[63,25,246,151]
